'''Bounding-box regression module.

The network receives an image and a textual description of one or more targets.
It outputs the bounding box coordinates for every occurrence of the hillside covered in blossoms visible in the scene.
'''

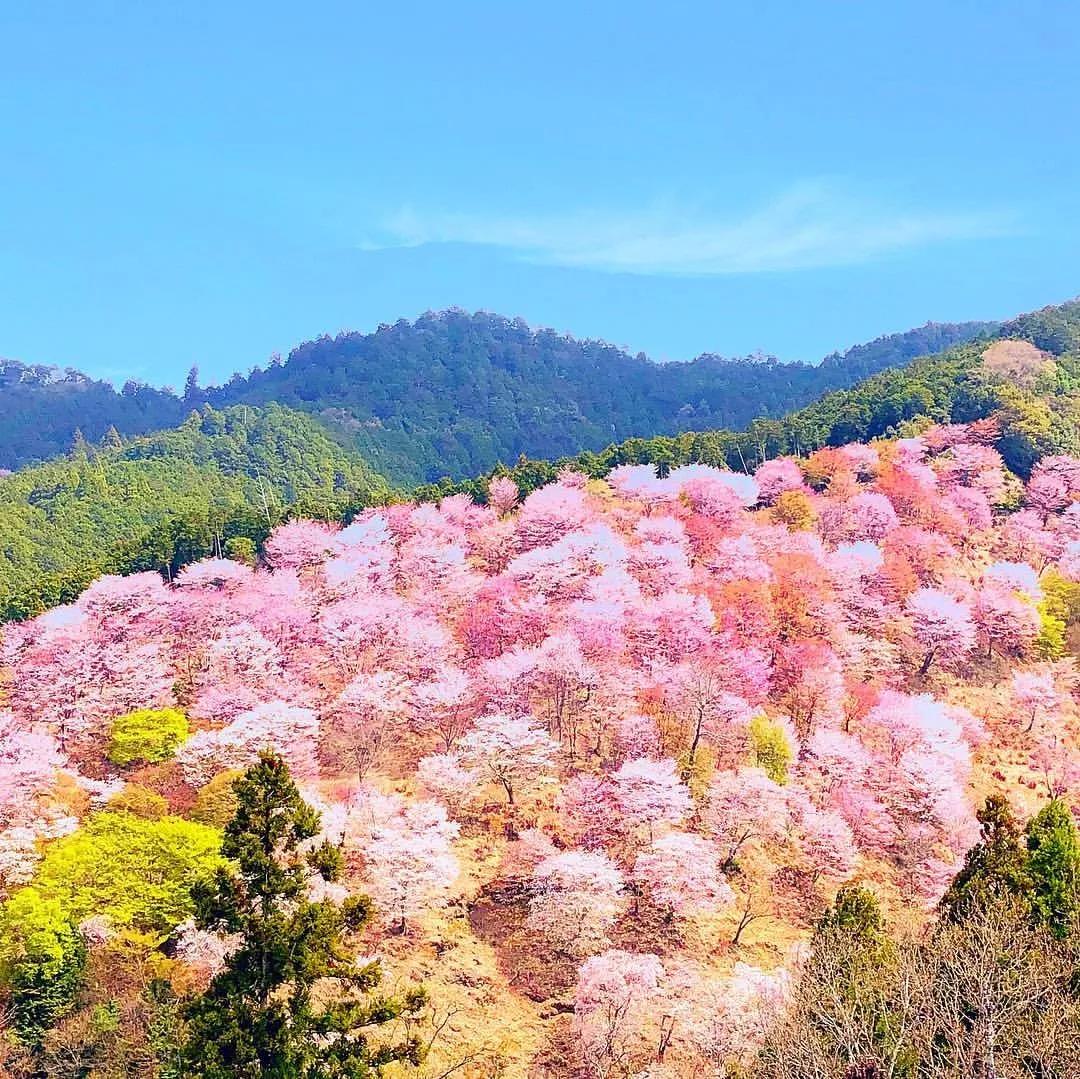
[3,418,1080,1075]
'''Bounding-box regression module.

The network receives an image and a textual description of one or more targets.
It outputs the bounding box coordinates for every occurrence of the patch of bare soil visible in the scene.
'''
[469,888,579,1003]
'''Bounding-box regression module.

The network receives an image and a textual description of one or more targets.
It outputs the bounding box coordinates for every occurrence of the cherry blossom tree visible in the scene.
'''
[754,458,805,505]
[5,611,174,755]
[178,702,320,785]
[173,919,240,980]
[416,751,477,812]
[610,757,692,840]
[262,519,339,571]
[786,792,858,885]
[1029,733,1080,798]
[0,827,44,898]
[515,481,594,551]
[772,641,844,738]
[321,670,412,780]
[488,475,519,517]
[411,665,475,750]
[529,850,625,955]
[457,714,559,805]
[359,800,461,931]
[632,832,733,919]
[1012,669,1062,733]
[0,712,62,827]
[973,583,1040,659]
[665,962,791,1072]
[659,660,754,768]
[702,767,791,867]
[573,950,665,1079]
[906,587,977,674]
[558,773,622,849]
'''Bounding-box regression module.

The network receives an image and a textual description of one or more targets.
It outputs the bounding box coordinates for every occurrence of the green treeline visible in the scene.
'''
[416,300,1080,502]
[0,312,992,479]
[0,404,391,620]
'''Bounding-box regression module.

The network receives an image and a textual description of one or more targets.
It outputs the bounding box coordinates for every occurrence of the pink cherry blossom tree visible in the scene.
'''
[906,587,977,674]
[178,701,319,785]
[610,757,692,841]
[573,950,665,1079]
[488,475,519,517]
[359,800,461,932]
[702,767,791,867]
[411,665,475,750]
[529,850,625,955]
[1011,669,1063,733]
[632,832,733,920]
[457,714,559,805]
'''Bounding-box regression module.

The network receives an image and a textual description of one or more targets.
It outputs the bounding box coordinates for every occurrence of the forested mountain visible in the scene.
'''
[0,359,187,469]
[417,299,1080,502]
[0,300,1076,624]
[0,314,993,477]
[203,312,992,482]
[0,404,390,620]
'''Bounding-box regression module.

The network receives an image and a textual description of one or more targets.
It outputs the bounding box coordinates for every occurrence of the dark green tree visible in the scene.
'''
[179,752,426,1078]
[0,892,87,1048]
[939,794,1031,921]
[184,365,202,403]
[817,883,884,942]
[1026,799,1080,939]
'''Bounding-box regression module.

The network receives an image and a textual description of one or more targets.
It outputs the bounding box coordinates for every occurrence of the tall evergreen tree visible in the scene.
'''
[179,752,426,1078]
[818,883,884,942]
[1026,799,1080,939]
[183,365,201,403]
[939,795,1030,921]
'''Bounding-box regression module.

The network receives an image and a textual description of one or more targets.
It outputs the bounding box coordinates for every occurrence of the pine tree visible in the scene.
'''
[818,883,884,942]
[179,752,427,1078]
[184,365,201,403]
[1026,799,1080,939]
[939,795,1030,921]
[70,427,90,459]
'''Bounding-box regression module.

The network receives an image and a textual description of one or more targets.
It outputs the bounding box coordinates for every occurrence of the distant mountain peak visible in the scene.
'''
[0,308,998,478]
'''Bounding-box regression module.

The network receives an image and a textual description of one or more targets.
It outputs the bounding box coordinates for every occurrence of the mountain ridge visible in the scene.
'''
[1,296,1077,624]
[0,311,995,478]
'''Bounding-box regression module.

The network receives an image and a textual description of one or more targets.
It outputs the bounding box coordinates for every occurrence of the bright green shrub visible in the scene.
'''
[223,535,257,566]
[1043,566,1080,623]
[749,713,793,785]
[108,708,189,767]
[16,811,222,937]
[0,890,86,1045]
[1035,602,1067,660]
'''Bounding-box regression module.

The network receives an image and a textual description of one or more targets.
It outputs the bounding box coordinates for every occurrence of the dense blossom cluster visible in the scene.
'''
[3,425,1079,1075]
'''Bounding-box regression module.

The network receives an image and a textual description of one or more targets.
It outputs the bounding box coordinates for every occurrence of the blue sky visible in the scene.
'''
[2,1,1078,387]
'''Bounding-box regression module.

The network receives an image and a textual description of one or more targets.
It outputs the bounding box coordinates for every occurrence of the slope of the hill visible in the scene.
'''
[0,359,187,469]
[416,299,1080,502]
[0,313,993,476]
[0,301,1073,626]
[204,312,993,482]
[2,428,1079,1075]
[0,404,391,620]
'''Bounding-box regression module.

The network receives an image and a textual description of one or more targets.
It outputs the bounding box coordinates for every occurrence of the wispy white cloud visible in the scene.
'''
[359,182,1015,275]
